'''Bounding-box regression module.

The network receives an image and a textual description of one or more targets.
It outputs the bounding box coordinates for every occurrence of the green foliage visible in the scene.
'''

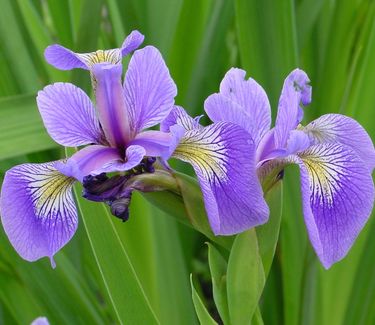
[0,0,375,324]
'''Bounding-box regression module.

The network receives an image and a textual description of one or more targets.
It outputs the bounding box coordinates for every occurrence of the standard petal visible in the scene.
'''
[290,143,374,268]
[130,130,182,160]
[161,105,202,132]
[303,113,375,170]
[124,46,177,132]
[121,30,145,56]
[205,68,271,146]
[0,162,77,266]
[59,145,146,181]
[37,83,102,147]
[172,122,269,235]
[93,63,132,146]
[274,69,312,148]
[44,44,87,70]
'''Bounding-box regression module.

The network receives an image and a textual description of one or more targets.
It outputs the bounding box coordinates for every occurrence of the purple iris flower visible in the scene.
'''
[202,67,375,268]
[0,31,178,266]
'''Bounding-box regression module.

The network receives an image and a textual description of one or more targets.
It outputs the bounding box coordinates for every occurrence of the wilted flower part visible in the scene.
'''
[161,106,269,235]
[205,67,375,268]
[0,42,177,265]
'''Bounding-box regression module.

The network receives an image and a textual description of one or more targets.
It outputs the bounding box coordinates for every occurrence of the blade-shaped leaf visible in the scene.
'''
[227,229,265,324]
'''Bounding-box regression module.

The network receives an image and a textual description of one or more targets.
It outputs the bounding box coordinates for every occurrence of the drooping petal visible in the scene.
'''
[124,46,177,133]
[121,30,145,56]
[44,44,88,70]
[93,63,132,147]
[172,122,269,235]
[0,162,77,266]
[36,83,102,147]
[289,143,374,268]
[161,105,202,132]
[58,145,145,182]
[274,69,312,148]
[130,130,182,160]
[303,113,375,170]
[205,68,271,146]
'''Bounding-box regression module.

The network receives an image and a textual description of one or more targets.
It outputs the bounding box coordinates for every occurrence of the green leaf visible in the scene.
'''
[207,243,229,324]
[73,183,159,324]
[227,229,265,325]
[190,275,218,325]
[0,94,57,160]
[256,182,283,277]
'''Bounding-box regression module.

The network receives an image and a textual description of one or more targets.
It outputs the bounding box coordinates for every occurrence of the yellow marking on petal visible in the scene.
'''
[173,127,228,181]
[26,165,75,220]
[300,146,345,206]
[77,49,122,67]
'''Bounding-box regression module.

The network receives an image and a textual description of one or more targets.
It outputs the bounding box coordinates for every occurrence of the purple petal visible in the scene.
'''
[290,143,374,268]
[205,68,271,146]
[124,46,177,133]
[57,145,122,182]
[286,130,311,155]
[161,105,202,132]
[172,122,269,235]
[37,83,102,147]
[304,113,375,171]
[274,69,312,148]
[130,130,182,160]
[44,44,87,70]
[0,162,77,266]
[121,30,145,56]
[59,145,146,181]
[31,317,49,325]
[93,63,132,147]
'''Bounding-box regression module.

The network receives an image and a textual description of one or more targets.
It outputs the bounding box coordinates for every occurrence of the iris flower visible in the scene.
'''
[0,32,268,267]
[200,67,374,268]
[0,32,179,266]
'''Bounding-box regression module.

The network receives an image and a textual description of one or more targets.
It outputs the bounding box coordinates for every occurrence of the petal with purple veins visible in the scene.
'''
[303,113,375,170]
[205,68,271,146]
[161,105,202,132]
[0,162,77,266]
[59,145,146,181]
[121,30,145,56]
[93,63,132,147]
[274,69,312,148]
[130,130,183,160]
[289,143,374,268]
[37,82,102,147]
[124,46,177,133]
[172,122,269,235]
[44,44,88,70]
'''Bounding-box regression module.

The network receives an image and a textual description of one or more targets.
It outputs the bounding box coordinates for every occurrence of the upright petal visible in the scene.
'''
[44,44,88,70]
[303,114,375,170]
[274,69,312,148]
[161,105,202,132]
[124,46,177,133]
[37,83,102,147]
[59,145,145,182]
[205,68,271,146]
[172,122,269,235]
[93,63,132,147]
[289,143,374,268]
[0,162,77,266]
[121,30,145,56]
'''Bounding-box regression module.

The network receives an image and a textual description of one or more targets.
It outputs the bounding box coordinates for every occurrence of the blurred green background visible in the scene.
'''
[0,0,375,324]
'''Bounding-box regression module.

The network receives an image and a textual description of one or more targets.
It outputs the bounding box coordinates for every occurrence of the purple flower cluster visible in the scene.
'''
[1,32,374,269]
